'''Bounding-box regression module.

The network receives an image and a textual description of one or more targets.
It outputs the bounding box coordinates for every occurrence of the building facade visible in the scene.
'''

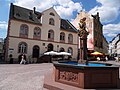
[109,34,120,57]
[5,3,78,62]
[72,11,108,53]
[103,36,109,54]
[0,38,4,61]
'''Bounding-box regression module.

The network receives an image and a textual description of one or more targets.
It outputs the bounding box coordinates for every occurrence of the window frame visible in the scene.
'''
[48,30,54,41]
[68,34,73,43]
[33,27,41,40]
[19,24,29,38]
[18,42,27,54]
[49,18,55,25]
[50,12,55,16]
[68,47,73,55]
[60,32,65,43]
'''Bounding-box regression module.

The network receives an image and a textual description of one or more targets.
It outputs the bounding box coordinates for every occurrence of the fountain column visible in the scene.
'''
[78,17,89,63]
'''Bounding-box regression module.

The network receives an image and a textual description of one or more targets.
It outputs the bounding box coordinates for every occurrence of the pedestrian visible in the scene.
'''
[18,54,22,63]
[105,56,108,61]
[9,54,13,64]
[115,57,119,62]
[97,57,100,61]
[20,55,26,64]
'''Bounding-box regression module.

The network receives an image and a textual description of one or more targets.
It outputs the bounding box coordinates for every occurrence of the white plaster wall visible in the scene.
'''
[117,41,120,56]
[42,8,60,41]
[103,37,108,53]
[8,8,78,61]
[8,37,78,61]
[9,20,42,38]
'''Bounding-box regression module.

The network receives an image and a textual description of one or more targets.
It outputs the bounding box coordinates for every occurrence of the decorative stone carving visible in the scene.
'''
[59,71,78,83]
[78,30,89,38]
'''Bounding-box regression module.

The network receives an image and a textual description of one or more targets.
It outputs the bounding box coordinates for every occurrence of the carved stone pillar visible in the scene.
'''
[78,30,89,64]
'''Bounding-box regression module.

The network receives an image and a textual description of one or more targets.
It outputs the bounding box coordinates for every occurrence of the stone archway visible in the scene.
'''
[59,47,65,52]
[47,43,53,51]
[32,45,40,58]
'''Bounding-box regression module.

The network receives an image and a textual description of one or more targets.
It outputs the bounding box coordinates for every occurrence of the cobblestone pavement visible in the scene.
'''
[0,64,53,90]
[0,61,120,90]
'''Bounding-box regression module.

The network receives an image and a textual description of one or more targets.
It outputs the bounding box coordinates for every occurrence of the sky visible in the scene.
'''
[0,0,120,42]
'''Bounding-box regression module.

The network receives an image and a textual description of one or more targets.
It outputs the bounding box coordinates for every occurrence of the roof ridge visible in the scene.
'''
[66,20,78,32]
[12,3,41,14]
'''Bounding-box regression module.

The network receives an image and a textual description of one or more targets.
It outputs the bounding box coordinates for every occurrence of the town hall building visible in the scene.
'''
[5,3,78,63]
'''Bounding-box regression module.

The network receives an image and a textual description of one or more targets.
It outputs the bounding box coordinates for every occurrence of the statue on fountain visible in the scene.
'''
[78,17,89,64]
[79,17,86,30]
[78,17,88,37]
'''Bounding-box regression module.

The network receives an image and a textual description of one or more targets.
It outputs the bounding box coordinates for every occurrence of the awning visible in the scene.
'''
[90,51,103,56]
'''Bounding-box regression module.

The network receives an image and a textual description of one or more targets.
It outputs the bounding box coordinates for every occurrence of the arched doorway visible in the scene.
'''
[59,47,65,52]
[32,45,40,58]
[47,43,53,51]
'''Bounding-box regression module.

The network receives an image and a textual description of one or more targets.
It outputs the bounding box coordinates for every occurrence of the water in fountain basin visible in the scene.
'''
[62,61,109,66]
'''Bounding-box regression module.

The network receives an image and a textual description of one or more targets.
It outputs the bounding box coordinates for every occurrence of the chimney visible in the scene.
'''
[33,7,36,14]
[97,12,99,16]
[97,12,100,20]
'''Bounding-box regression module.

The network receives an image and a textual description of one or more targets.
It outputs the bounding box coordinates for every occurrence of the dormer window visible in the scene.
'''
[37,14,41,19]
[16,13,20,17]
[29,12,34,21]
[50,12,55,16]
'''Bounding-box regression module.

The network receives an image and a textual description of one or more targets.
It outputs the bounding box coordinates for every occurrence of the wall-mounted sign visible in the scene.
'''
[9,48,14,50]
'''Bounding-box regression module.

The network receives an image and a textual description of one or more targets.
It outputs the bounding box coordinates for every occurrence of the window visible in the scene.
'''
[20,24,29,38]
[29,12,34,21]
[49,18,55,25]
[95,41,97,46]
[50,12,55,16]
[16,13,20,17]
[100,42,103,48]
[18,42,27,53]
[68,34,73,43]
[48,30,54,41]
[60,32,65,42]
[68,47,73,55]
[33,27,41,39]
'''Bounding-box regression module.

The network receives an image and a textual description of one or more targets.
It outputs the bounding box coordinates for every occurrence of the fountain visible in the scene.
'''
[53,18,119,89]
[77,17,89,64]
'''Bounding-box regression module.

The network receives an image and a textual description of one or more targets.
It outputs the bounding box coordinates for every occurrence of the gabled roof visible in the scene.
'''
[42,7,60,18]
[9,3,42,25]
[61,19,78,33]
[111,33,120,42]
[9,3,78,33]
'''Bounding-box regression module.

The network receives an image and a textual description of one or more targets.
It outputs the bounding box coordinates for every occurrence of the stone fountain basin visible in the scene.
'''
[53,61,119,89]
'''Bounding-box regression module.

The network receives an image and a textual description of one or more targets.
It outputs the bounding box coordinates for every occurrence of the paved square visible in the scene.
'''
[0,64,53,90]
[0,61,120,90]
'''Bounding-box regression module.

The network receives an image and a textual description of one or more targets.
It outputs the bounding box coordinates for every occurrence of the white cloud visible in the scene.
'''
[89,0,120,23]
[14,0,82,19]
[0,21,8,30]
[103,23,120,37]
